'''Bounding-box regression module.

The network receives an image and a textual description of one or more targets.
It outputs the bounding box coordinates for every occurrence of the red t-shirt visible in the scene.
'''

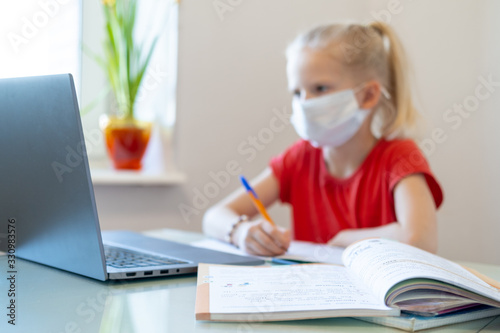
[270,139,443,243]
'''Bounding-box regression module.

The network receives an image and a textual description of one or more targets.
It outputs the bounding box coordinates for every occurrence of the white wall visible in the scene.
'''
[88,0,500,265]
[383,0,500,265]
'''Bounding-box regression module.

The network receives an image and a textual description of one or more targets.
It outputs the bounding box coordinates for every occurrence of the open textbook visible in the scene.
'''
[195,238,500,325]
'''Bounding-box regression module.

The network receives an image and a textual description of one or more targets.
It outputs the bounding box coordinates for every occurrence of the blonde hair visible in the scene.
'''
[286,22,419,139]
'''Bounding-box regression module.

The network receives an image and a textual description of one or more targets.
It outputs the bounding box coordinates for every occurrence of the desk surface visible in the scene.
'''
[1,229,499,333]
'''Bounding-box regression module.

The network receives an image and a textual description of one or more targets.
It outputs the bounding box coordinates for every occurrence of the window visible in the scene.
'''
[0,1,81,94]
[80,0,182,184]
[1,0,182,185]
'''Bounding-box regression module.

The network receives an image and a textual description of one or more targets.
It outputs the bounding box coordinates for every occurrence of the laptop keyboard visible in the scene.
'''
[104,245,188,269]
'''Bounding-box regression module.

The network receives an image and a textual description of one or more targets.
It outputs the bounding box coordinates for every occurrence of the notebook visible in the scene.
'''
[355,305,500,332]
[0,74,263,281]
[195,239,500,322]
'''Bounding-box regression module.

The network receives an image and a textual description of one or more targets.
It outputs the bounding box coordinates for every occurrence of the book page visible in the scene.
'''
[341,239,500,304]
[206,264,392,316]
[191,239,246,256]
[282,241,344,265]
[191,239,344,264]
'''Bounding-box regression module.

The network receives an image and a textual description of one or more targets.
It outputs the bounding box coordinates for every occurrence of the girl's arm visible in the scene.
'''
[202,168,291,256]
[328,173,438,253]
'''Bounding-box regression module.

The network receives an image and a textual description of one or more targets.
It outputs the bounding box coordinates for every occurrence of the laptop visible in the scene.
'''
[0,74,263,281]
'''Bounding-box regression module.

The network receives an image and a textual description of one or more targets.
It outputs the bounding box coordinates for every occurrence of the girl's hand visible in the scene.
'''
[232,220,291,256]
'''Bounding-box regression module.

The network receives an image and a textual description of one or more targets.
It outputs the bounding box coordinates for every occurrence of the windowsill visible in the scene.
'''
[90,168,186,186]
[86,116,185,186]
[89,159,186,186]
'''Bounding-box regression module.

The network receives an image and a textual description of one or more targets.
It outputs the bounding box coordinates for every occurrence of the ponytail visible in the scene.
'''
[368,21,419,138]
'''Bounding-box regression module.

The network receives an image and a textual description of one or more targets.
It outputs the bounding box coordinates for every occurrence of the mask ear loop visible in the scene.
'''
[380,86,391,100]
[354,83,391,100]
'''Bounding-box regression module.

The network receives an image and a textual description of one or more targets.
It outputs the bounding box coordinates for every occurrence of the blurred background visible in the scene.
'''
[1,0,499,264]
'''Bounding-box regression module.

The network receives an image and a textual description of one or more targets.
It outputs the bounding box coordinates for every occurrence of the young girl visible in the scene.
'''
[203,21,443,257]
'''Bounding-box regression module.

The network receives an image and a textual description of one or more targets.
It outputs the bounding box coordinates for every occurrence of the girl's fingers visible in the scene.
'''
[260,222,291,251]
[238,220,291,256]
[246,239,272,256]
[251,227,286,256]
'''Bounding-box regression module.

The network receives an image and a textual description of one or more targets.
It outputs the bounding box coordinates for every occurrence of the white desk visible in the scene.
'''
[1,229,499,333]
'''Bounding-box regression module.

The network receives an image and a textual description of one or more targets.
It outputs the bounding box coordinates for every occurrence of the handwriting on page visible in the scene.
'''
[208,264,390,315]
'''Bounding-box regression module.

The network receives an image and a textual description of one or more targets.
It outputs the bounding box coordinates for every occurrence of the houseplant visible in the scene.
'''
[99,0,160,170]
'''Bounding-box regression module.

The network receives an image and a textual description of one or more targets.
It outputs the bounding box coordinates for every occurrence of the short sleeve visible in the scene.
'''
[386,140,444,209]
[269,140,307,203]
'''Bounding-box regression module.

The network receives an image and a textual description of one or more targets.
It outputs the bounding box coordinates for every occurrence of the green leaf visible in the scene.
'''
[99,0,170,118]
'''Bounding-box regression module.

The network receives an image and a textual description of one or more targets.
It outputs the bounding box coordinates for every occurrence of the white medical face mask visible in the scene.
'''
[290,88,369,148]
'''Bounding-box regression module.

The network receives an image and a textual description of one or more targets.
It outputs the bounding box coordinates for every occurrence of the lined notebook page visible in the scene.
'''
[207,264,391,314]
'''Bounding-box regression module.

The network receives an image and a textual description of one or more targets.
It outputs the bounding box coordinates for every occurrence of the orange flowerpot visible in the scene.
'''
[102,116,152,170]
